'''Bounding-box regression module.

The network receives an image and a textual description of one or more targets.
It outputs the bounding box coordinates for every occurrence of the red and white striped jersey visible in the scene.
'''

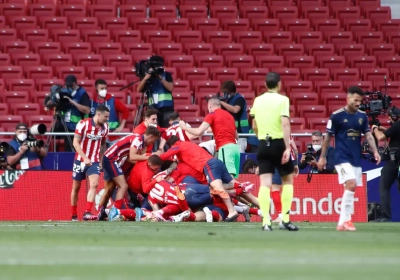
[104,133,145,162]
[74,118,109,163]
[148,181,184,206]
[165,122,191,141]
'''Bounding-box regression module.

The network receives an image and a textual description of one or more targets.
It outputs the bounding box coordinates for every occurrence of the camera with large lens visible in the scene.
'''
[45,85,74,112]
[0,142,10,165]
[135,56,165,79]
[25,124,47,149]
[304,144,316,163]
[359,91,392,126]
[205,92,229,102]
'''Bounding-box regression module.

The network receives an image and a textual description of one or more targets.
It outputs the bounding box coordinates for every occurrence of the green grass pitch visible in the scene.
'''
[0,222,399,280]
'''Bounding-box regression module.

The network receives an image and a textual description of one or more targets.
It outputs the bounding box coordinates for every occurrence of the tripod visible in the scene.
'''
[46,110,74,152]
[134,90,148,128]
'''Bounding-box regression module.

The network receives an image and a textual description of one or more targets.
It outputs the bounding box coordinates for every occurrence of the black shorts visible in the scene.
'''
[257,139,294,176]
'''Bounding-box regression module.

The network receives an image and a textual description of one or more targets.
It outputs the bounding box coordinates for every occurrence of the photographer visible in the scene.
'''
[137,56,174,128]
[299,130,336,174]
[370,106,400,222]
[45,75,91,152]
[220,80,249,153]
[7,123,47,170]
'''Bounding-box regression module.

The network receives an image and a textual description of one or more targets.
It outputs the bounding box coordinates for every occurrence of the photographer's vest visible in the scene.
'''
[9,140,42,170]
[62,87,87,131]
[90,97,120,131]
[227,93,250,133]
[147,73,173,109]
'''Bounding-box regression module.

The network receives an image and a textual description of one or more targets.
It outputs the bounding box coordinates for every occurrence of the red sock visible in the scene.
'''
[85,201,94,213]
[114,199,123,209]
[249,208,259,215]
[71,206,77,216]
[119,209,136,220]
[232,198,239,205]
[233,181,241,189]
[162,205,180,215]
[235,188,244,196]
[187,212,196,221]
[271,191,282,214]
[211,211,220,222]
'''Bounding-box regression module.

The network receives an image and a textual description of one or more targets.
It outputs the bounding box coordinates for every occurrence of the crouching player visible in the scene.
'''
[71,105,109,221]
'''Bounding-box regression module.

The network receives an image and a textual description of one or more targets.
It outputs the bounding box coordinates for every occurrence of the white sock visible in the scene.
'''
[338,190,355,226]
[237,201,246,206]
[234,206,244,213]
[105,209,110,215]
[258,210,262,216]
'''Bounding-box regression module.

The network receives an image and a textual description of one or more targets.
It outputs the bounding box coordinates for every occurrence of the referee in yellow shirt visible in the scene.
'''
[250,72,299,231]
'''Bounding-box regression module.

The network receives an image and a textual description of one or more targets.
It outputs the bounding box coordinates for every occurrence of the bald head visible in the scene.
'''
[207,97,221,113]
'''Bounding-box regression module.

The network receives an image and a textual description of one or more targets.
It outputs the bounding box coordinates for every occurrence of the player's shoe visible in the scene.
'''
[97,206,107,221]
[262,224,273,231]
[135,207,144,222]
[152,211,166,222]
[174,185,185,200]
[242,206,250,222]
[240,182,255,193]
[337,220,356,231]
[171,210,190,222]
[108,207,119,222]
[203,207,213,222]
[71,215,78,222]
[82,212,98,221]
[224,213,239,222]
[280,221,299,231]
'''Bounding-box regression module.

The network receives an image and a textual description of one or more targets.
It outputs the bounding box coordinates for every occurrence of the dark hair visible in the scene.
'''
[145,126,161,138]
[148,155,163,166]
[221,80,236,93]
[96,105,110,113]
[167,135,180,147]
[265,72,281,89]
[168,111,180,121]
[311,130,323,137]
[161,160,173,171]
[347,86,364,96]
[145,109,158,119]
[150,55,164,65]
[242,158,258,174]
[95,79,107,87]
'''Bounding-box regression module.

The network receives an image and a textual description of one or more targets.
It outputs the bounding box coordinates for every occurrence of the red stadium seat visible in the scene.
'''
[123,43,152,55]
[295,31,323,44]
[332,68,360,81]
[315,81,344,94]
[31,42,61,55]
[108,91,127,103]
[36,79,64,91]
[63,42,92,54]
[20,29,49,42]
[0,116,24,128]
[374,81,400,95]
[222,19,250,32]
[173,92,192,106]
[154,43,183,56]
[150,0,177,4]
[174,31,203,44]
[191,18,220,31]
[100,18,130,33]
[25,66,53,79]
[302,68,330,81]
[337,44,366,57]
[290,117,306,130]
[193,80,221,94]
[0,16,4,28]
[166,55,194,68]
[298,105,326,118]
[0,4,26,17]
[290,105,297,118]
[88,5,117,18]
[317,56,346,68]
[1,91,29,104]
[210,68,239,81]
[173,80,192,93]
[149,5,176,18]
[184,117,204,128]
[0,66,23,79]
[51,29,81,43]
[70,17,99,30]
[0,28,17,41]
[234,31,263,44]
[290,93,319,106]
[325,32,354,44]
[240,6,269,19]
[215,44,244,56]
[357,32,384,44]
[57,67,86,80]
[364,7,391,21]
[58,4,87,17]
[385,32,400,45]
[11,103,41,118]
[333,7,361,20]
[88,67,116,80]
[263,31,293,44]
[117,67,137,81]
[391,69,400,81]
[0,54,11,65]
[0,104,9,115]
[180,68,209,80]
[308,118,329,131]
[210,6,238,19]
[195,55,225,68]
[287,56,315,68]
[276,44,305,56]
[285,81,314,93]
[344,81,373,92]
[348,56,377,68]
[12,53,41,67]
[320,93,347,106]
[39,16,69,29]
[81,29,111,43]
[210,0,236,5]
[251,19,280,32]
[43,54,73,72]
[272,68,301,81]
[174,105,200,118]
[203,31,233,44]
[93,43,122,56]
[312,19,341,32]
[226,55,255,68]
[234,81,253,93]
[180,5,208,18]
[306,44,335,56]
[257,56,285,68]
[26,115,54,128]
[113,30,141,43]
[130,18,160,31]
[238,0,266,5]
[185,43,214,56]
[245,43,275,56]
[161,18,189,31]
[9,16,38,29]
[302,6,329,19]
[103,54,132,67]
[361,68,390,82]
[28,4,57,16]
[120,5,147,18]
[379,56,400,69]
[76,79,95,93]
[241,68,270,81]
[367,44,396,56]
[356,0,382,6]
[164,67,177,80]
[283,19,311,32]
[270,6,298,19]
[74,54,103,68]
[344,19,372,32]
[195,92,218,111]
[375,19,400,32]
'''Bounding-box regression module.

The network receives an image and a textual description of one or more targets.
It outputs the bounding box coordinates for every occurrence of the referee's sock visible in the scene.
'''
[281,184,294,223]
[258,186,271,226]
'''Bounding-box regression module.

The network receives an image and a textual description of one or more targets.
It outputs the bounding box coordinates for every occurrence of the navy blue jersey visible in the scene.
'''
[326,108,370,167]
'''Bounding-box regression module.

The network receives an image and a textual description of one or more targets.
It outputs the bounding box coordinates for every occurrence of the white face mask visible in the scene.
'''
[148,123,157,127]
[98,89,107,98]
[312,144,321,152]
[17,133,27,142]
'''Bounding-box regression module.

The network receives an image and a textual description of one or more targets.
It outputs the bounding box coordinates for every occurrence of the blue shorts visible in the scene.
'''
[184,184,212,209]
[204,205,226,220]
[203,158,232,184]
[103,156,123,181]
[72,159,100,181]
[140,194,152,211]
[272,168,282,185]
[182,175,201,184]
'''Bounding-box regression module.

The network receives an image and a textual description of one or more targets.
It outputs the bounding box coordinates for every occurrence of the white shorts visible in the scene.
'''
[335,163,363,186]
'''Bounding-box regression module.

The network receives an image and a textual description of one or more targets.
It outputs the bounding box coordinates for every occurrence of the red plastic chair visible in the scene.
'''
[26,115,54,128]
[295,31,323,44]
[28,4,57,16]
[308,118,330,131]
[149,5,176,18]
[0,54,11,65]
[234,31,263,44]
[25,66,53,79]
[0,28,17,41]
[58,4,87,17]
[240,6,269,19]
[0,116,24,128]
[331,68,360,81]
[257,56,285,68]
[357,31,384,44]
[282,18,311,32]
[379,56,400,69]
[385,32,400,45]
[120,5,147,18]
[302,6,329,19]
[123,43,152,55]
[333,6,361,21]
[0,3,26,17]
[173,80,192,93]
[36,79,64,91]
[11,103,41,118]
[270,6,299,19]
[57,66,86,80]
[203,31,233,44]
[313,19,341,32]
[51,29,81,43]
[20,29,49,42]
[112,30,141,44]
[130,18,159,31]
[374,81,400,95]
[277,44,305,56]
[285,81,314,93]
[271,68,301,81]
[226,55,255,68]
[245,43,274,56]
[43,54,73,73]
[290,117,306,130]
[287,56,315,68]
[0,66,23,79]
[234,81,253,93]
[348,56,377,68]
[0,104,9,115]
[161,18,189,31]
[166,55,194,68]
[174,105,200,118]
[12,53,41,67]
[317,56,346,69]
[375,19,400,32]
[344,19,372,32]
[290,92,319,106]
[173,31,203,44]
[367,44,396,56]
[180,68,209,81]
[87,67,117,80]
[298,105,327,118]
[263,31,293,44]
[180,5,208,18]
[337,44,366,57]
[74,54,103,68]
[191,18,220,31]
[185,43,214,56]
[9,16,38,29]
[93,43,122,56]
[103,54,132,67]
[70,17,98,30]
[88,5,117,18]
[39,16,69,29]
[302,68,330,81]
[101,17,129,30]
[361,68,390,82]
[1,41,29,54]
[240,68,268,81]
[210,5,238,19]
[154,43,183,56]
[215,43,244,56]
[364,7,391,21]
[222,19,250,32]
[210,68,239,81]
[195,55,225,68]
[1,91,29,104]
[315,81,344,94]
[193,80,221,94]
[31,42,62,55]
[81,29,111,43]
[251,19,280,32]
[320,93,347,106]
[306,44,335,56]
[173,92,193,106]
[343,81,373,92]
[118,67,137,81]
[325,31,354,44]
[63,42,92,54]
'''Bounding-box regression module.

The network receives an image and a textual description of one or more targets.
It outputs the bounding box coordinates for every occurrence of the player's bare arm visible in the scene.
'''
[129,147,150,163]
[159,137,167,151]
[180,121,209,137]
[365,131,381,164]
[317,134,331,170]
[372,125,387,140]
[73,134,91,165]
[281,116,291,163]
[99,138,106,167]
